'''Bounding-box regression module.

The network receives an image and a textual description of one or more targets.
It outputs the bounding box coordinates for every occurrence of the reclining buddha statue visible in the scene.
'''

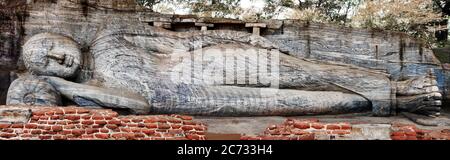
[6,27,442,117]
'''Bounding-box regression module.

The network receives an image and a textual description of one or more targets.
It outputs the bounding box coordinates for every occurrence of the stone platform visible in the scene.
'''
[0,106,449,140]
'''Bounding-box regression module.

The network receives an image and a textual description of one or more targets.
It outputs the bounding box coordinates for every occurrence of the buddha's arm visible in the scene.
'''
[44,76,151,114]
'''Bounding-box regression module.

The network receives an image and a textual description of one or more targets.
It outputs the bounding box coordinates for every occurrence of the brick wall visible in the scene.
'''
[242,119,449,140]
[241,119,352,140]
[0,107,207,140]
[390,123,450,140]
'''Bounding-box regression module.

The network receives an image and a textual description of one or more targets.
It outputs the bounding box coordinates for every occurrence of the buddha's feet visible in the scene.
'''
[396,69,442,117]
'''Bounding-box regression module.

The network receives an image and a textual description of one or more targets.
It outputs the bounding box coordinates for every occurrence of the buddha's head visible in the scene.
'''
[23,33,82,78]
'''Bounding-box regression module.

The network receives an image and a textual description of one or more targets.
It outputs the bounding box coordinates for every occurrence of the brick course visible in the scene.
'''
[241,119,352,140]
[0,107,207,140]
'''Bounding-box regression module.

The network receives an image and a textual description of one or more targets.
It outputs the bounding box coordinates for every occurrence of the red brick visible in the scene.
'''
[20,134,33,138]
[124,133,136,140]
[56,121,67,125]
[183,121,197,125]
[92,115,104,120]
[131,128,142,133]
[293,130,310,135]
[65,115,81,121]
[136,123,146,128]
[179,116,193,120]
[64,108,77,114]
[108,120,121,125]
[298,134,315,140]
[106,124,118,130]
[111,133,125,140]
[86,128,99,134]
[81,120,94,125]
[33,110,46,116]
[194,126,205,131]
[153,137,165,140]
[404,131,417,137]
[89,124,102,129]
[61,130,72,135]
[0,133,16,138]
[145,123,158,129]
[52,126,63,132]
[157,118,168,123]
[51,115,62,120]
[391,136,407,140]
[98,128,108,133]
[43,130,56,134]
[76,108,90,114]
[54,109,64,115]
[311,123,324,129]
[121,118,132,123]
[31,116,40,121]
[47,121,57,125]
[186,134,200,140]
[0,124,11,129]
[340,124,352,130]
[391,131,405,137]
[81,115,92,120]
[95,120,107,125]
[94,133,110,139]
[53,135,67,140]
[143,117,158,123]
[121,128,132,133]
[39,116,49,120]
[132,119,143,123]
[31,130,42,135]
[67,120,81,125]
[104,116,113,120]
[134,133,146,138]
[81,134,94,139]
[181,125,194,131]
[38,135,52,140]
[63,125,76,130]
[171,124,181,129]
[142,129,156,135]
[23,129,30,134]
[45,111,55,116]
[326,124,341,130]
[158,123,171,129]
[294,122,310,129]
[406,136,418,140]
[72,129,85,136]
[168,119,182,124]
[332,130,351,135]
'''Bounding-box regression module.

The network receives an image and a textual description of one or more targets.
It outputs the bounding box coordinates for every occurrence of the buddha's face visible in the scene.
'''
[23,33,82,78]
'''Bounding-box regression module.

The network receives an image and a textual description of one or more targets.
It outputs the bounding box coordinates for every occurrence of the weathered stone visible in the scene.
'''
[0,0,445,118]
[0,107,31,124]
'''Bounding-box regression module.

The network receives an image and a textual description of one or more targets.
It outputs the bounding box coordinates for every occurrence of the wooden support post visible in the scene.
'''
[195,23,214,31]
[245,23,267,36]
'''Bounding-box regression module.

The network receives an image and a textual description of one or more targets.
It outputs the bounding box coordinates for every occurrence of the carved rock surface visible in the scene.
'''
[0,107,31,124]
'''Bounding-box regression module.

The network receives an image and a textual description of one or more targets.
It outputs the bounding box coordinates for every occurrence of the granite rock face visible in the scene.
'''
[0,0,446,117]
[0,0,26,104]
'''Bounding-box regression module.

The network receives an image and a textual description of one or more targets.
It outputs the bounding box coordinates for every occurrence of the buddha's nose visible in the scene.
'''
[47,51,65,64]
